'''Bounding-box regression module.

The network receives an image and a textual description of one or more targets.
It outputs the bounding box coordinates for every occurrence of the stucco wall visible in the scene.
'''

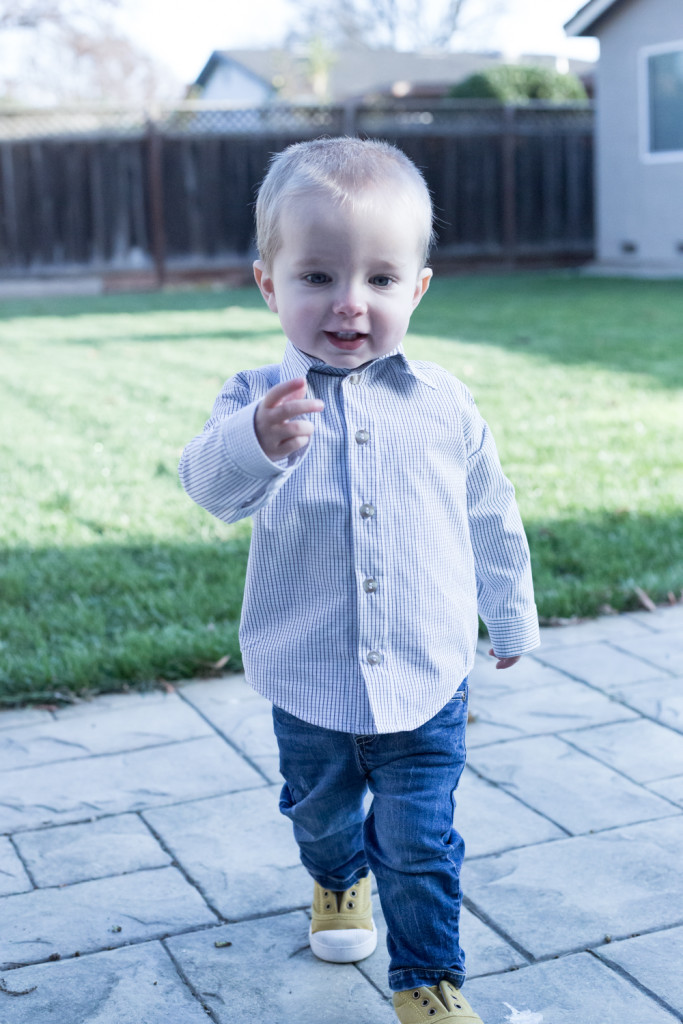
[595,0,683,270]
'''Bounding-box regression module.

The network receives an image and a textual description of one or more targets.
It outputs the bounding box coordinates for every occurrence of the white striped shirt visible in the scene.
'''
[179,340,540,734]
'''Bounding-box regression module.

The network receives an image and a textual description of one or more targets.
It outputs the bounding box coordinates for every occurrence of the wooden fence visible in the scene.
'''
[0,101,594,281]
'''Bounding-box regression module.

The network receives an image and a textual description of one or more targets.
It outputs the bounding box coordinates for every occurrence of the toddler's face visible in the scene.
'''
[254,189,432,369]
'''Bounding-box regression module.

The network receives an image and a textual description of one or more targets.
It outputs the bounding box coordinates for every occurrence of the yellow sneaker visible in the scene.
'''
[308,875,378,963]
[393,980,483,1022]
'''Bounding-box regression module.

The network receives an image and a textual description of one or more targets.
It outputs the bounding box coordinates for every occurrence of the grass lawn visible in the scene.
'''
[1,272,681,705]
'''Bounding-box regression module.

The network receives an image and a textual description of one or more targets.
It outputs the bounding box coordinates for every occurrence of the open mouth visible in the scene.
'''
[325,331,368,349]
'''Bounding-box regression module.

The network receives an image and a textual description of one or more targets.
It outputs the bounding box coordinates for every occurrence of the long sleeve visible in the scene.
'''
[178,372,305,523]
[464,395,540,658]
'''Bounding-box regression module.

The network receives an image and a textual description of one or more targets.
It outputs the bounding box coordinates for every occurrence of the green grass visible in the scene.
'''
[1,273,681,705]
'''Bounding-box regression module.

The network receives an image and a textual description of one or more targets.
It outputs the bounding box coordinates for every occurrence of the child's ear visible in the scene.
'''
[253,260,278,313]
[412,267,432,309]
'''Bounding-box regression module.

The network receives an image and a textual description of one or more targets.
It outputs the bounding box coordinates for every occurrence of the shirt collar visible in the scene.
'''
[280,340,437,389]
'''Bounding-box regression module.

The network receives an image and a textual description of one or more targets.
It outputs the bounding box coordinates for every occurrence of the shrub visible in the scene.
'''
[449,64,587,103]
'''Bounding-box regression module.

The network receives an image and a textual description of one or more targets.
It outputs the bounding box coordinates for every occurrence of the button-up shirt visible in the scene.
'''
[179,341,540,734]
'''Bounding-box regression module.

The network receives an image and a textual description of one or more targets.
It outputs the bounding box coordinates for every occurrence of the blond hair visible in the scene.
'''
[255,137,435,269]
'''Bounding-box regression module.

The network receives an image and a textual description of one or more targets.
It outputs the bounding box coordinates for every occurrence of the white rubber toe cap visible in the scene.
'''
[309,921,378,963]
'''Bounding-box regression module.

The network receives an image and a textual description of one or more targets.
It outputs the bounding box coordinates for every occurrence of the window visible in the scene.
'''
[649,49,683,152]
[640,41,683,162]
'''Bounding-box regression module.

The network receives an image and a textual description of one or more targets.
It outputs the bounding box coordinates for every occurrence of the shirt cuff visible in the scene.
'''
[485,609,541,658]
[220,399,288,480]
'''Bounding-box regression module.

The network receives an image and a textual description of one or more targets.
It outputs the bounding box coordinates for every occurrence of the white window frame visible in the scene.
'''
[639,39,683,164]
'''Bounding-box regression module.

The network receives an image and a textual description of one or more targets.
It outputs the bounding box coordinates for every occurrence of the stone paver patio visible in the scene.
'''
[1,606,682,1023]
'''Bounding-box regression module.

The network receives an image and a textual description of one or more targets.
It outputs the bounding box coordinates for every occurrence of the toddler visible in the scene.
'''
[179,137,540,1023]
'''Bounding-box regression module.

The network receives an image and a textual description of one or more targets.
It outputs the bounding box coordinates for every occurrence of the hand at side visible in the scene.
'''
[488,648,522,670]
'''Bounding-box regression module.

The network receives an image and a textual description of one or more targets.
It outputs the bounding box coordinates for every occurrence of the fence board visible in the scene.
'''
[0,102,594,277]
[1,145,20,265]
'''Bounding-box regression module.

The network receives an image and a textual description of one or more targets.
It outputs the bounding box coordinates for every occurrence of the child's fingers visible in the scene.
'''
[263,417,315,444]
[261,378,308,409]
[488,648,521,670]
[275,434,312,456]
[255,380,321,460]
[269,398,323,423]
[273,416,316,435]
[265,422,314,458]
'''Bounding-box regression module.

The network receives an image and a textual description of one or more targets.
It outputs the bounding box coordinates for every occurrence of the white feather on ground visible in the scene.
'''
[503,1004,545,1024]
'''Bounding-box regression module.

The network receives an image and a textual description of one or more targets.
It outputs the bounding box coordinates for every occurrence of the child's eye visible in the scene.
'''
[370,275,393,287]
[303,273,330,284]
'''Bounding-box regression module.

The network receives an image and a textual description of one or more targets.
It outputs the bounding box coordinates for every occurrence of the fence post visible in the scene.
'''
[343,101,358,137]
[501,104,517,264]
[0,144,19,267]
[146,112,166,288]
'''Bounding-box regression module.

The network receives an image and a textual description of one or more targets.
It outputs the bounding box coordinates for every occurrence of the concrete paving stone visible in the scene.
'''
[466,679,636,748]
[463,816,683,959]
[468,655,577,697]
[538,612,655,648]
[563,718,683,783]
[454,768,565,856]
[0,837,32,896]
[468,735,676,834]
[534,642,671,692]
[179,673,255,706]
[180,676,281,782]
[358,895,527,999]
[165,911,397,1024]
[0,941,211,1024]
[50,690,172,719]
[0,735,264,833]
[13,813,172,887]
[612,677,683,734]
[611,632,683,676]
[459,908,530,980]
[0,866,217,970]
[639,604,683,634]
[647,774,683,807]
[144,785,310,920]
[463,951,680,1024]
[595,925,683,1016]
[0,707,54,733]
[0,695,213,772]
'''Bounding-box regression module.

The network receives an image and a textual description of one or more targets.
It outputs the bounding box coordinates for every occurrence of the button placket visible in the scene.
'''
[343,371,384,680]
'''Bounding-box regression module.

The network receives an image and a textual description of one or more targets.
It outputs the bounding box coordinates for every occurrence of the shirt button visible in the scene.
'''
[355,429,370,445]
[360,503,376,519]
[348,374,361,385]
[363,577,378,593]
[367,650,383,666]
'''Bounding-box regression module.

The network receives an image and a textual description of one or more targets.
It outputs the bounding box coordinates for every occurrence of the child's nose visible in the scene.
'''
[332,286,367,316]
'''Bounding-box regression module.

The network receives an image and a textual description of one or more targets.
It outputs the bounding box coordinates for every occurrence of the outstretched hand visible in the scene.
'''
[489,648,521,670]
[254,377,324,461]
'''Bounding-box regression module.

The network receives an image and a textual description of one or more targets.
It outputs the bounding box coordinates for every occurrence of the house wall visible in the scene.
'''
[595,0,683,271]
[200,63,271,106]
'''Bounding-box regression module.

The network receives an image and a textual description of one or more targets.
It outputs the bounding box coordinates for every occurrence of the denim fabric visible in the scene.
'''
[272,682,469,992]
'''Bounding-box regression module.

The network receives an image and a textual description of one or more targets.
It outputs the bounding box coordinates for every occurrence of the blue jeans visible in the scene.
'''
[272,682,469,992]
